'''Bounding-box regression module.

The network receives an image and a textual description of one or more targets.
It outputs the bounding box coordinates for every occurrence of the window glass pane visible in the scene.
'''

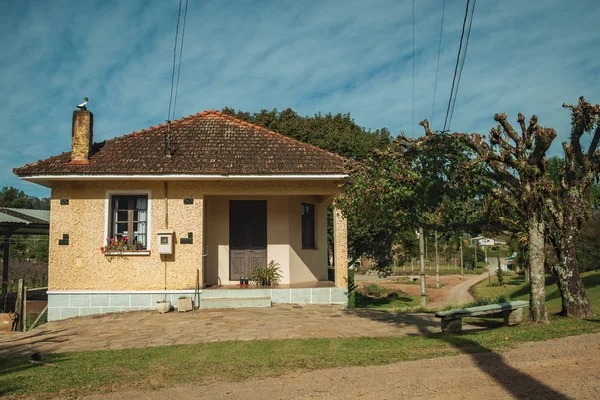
[115,197,130,209]
[134,210,147,222]
[133,222,147,234]
[115,210,128,222]
[135,197,148,210]
[115,223,128,235]
[301,203,315,248]
[134,234,147,248]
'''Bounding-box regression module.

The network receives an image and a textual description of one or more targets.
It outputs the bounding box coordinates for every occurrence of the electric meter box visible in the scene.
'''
[157,230,174,255]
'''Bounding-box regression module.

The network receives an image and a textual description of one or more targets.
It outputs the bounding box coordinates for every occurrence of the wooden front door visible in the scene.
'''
[229,200,267,280]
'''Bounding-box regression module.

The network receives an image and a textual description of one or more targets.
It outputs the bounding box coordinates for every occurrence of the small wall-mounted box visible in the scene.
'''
[157,230,175,255]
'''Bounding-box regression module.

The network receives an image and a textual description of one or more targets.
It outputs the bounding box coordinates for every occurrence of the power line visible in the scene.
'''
[167,0,183,122]
[447,0,476,130]
[430,0,446,126]
[172,0,189,121]
[412,0,415,136]
[442,0,470,133]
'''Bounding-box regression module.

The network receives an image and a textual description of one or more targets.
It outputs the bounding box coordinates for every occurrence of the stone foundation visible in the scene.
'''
[47,288,348,321]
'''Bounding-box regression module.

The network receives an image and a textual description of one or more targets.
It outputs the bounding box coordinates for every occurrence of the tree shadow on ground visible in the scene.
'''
[0,328,74,357]
[354,292,416,309]
[0,352,71,396]
[349,309,570,399]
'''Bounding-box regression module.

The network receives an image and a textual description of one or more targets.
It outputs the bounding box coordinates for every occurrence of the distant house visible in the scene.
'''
[14,108,350,321]
[469,236,496,246]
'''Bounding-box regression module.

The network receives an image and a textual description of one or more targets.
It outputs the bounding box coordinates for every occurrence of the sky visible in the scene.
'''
[1,0,599,197]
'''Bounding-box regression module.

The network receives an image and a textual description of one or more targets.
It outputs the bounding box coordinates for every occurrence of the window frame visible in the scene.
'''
[104,190,152,253]
[301,202,316,249]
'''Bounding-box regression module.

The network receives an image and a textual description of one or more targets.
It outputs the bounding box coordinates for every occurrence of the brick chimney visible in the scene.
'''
[71,110,93,163]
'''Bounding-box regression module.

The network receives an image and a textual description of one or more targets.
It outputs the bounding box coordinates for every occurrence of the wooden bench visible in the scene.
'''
[435,300,528,333]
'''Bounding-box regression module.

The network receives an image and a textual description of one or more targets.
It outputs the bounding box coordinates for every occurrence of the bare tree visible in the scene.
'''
[545,97,599,317]
[421,113,554,323]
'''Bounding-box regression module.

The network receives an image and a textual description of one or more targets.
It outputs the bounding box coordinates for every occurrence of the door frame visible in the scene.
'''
[229,200,267,281]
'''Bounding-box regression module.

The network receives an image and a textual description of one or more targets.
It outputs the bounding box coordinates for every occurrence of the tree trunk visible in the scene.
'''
[435,231,439,289]
[528,215,549,323]
[554,197,594,317]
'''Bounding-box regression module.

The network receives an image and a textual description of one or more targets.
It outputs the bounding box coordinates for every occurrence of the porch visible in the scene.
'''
[202,194,348,290]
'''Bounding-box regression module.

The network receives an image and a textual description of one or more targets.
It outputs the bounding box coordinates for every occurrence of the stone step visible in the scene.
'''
[199,297,272,309]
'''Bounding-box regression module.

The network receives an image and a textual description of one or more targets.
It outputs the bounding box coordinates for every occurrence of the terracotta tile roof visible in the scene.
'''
[14,110,349,177]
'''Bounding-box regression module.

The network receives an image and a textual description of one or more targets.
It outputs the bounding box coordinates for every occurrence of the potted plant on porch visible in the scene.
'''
[249,261,282,286]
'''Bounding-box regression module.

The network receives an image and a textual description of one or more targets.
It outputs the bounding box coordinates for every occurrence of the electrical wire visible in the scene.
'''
[430,0,446,126]
[447,0,476,130]
[172,0,189,121]
[167,0,183,122]
[442,0,470,133]
[412,0,415,136]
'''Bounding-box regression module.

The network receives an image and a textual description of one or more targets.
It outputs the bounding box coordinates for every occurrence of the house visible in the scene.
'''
[14,108,350,321]
[469,236,496,246]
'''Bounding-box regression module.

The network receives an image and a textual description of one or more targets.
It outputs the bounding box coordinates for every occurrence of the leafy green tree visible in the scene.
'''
[221,107,392,264]
[0,187,49,209]
[221,107,391,160]
[336,126,490,273]
[577,211,600,272]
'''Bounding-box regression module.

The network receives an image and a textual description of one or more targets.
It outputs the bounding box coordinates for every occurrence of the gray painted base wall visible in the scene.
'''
[47,288,348,321]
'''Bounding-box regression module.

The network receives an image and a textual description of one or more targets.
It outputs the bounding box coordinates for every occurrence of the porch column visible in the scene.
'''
[333,206,348,288]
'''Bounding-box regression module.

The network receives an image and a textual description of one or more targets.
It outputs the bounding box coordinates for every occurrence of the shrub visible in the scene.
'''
[347,267,355,308]
[577,211,600,272]
[442,295,510,311]
[250,260,282,286]
[364,284,387,297]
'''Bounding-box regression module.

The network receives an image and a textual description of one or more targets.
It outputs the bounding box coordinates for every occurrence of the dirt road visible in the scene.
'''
[87,332,600,400]
[428,259,499,308]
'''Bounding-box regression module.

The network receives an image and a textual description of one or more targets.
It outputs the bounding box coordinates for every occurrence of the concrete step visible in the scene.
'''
[199,297,272,309]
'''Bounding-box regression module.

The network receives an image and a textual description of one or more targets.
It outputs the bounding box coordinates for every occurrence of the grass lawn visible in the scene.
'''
[3,271,599,398]
[1,316,599,398]
[473,270,600,314]
[355,291,421,311]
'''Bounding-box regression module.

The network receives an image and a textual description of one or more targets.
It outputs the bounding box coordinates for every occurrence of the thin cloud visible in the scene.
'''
[1,0,599,196]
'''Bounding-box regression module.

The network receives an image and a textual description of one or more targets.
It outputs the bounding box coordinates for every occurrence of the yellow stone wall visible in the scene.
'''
[71,110,93,161]
[48,179,344,290]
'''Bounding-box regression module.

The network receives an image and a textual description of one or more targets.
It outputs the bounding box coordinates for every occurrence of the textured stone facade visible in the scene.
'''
[333,206,348,288]
[48,179,345,292]
[71,110,93,162]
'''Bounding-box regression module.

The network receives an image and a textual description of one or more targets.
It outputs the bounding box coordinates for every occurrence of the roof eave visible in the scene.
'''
[19,173,349,188]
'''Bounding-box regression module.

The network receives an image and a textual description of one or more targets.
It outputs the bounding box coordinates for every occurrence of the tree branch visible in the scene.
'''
[544,198,563,230]
[518,113,532,147]
[588,124,600,160]
[527,126,557,166]
[495,113,523,150]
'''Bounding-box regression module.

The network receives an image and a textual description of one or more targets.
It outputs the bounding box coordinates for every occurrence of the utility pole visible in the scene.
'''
[474,239,478,270]
[418,228,427,307]
[426,235,429,271]
[460,238,464,278]
[484,241,488,263]
[435,231,440,289]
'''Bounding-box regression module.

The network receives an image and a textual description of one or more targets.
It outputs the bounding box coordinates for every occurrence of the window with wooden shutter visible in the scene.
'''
[301,203,316,249]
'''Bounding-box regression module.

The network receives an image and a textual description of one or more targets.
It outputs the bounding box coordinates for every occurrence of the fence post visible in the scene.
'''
[14,279,23,332]
[22,285,27,332]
